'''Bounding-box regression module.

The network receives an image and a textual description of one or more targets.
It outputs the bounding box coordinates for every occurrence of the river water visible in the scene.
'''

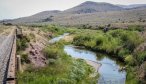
[48,33,69,44]
[50,33,126,84]
[64,45,126,84]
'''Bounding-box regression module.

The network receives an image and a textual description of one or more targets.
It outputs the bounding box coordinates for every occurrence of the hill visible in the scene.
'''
[64,1,124,14]
[117,4,146,9]
[2,10,61,23]
[1,1,146,27]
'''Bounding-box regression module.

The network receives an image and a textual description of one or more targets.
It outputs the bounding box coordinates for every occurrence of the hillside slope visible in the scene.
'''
[4,10,61,23]
[64,1,124,14]
[1,1,146,26]
[117,4,146,8]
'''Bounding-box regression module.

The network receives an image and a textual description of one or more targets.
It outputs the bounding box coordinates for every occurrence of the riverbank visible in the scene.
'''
[73,57,101,76]
[85,60,101,72]
[85,60,101,77]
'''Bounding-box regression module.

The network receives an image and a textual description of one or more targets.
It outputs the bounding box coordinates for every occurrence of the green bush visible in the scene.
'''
[118,48,130,58]
[135,51,146,64]
[126,68,139,84]
[124,55,135,65]
[68,59,94,82]
[41,25,67,36]
[17,36,29,52]
[109,29,143,52]
[127,25,144,32]
[21,53,30,64]
[43,47,59,59]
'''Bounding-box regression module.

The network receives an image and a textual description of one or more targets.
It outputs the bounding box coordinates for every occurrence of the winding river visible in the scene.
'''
[64,45,126,84]
[50,33,126,84]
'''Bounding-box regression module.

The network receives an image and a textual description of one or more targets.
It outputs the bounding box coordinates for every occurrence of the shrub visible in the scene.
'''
[68,59,93,81]
[16,36,29,52]
[28,33,36,42]
[41,25,66,36]
[125,55,135,65]
[109,29,143,52]
[118,48,130,58]
[135,51,146,64]
[128,25,144,32]
[43,47,59,59]
[21,53,30,64]
[122,32,143,52]
[73,35,92,46]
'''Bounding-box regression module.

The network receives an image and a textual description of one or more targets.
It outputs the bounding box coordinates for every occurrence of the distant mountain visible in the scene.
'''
[117,4,146,9]
[30,10,61,18]
[1,1,146,26]
[132,5,146,10]
[5,10,61,23]
[64,1,124,14]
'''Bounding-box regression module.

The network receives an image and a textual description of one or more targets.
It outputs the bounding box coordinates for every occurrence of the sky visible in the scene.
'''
[0,0,146,20]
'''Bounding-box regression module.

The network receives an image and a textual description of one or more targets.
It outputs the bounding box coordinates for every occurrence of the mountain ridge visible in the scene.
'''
[1,1,146,26]
[117,4,146,8]
[64,1,124,14]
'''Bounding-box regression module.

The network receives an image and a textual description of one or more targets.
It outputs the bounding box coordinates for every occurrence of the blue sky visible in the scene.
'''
[0,0,146,20]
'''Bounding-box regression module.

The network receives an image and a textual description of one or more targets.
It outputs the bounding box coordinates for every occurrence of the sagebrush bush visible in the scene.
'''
[21,53,30,64]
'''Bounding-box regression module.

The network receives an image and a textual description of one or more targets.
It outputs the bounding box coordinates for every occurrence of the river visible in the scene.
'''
[64,45,126,84]
[50,33,126,84]
[48,33,69,44]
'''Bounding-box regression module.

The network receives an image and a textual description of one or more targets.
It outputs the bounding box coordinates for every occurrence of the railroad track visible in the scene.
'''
[0,36,6,45]
[0,29,16,84]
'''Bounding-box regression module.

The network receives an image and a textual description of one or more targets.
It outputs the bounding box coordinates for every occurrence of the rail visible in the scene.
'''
[0,29,16,84]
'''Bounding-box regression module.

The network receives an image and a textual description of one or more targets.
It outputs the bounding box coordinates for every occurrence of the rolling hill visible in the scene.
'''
[117,4,146,9]
[2,10,61,23]
[64,1,124,14]
[1,1,146,27]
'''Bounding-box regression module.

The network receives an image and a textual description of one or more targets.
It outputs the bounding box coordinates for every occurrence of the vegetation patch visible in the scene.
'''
[72,27,146,83]
[17,41,98,84]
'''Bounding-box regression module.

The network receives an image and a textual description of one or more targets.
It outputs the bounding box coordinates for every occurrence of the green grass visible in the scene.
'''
[16,35,30,64]
[126,67,139,84]
[16,36,29,53]
[17,41,98,84]
[40,25,67,37]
